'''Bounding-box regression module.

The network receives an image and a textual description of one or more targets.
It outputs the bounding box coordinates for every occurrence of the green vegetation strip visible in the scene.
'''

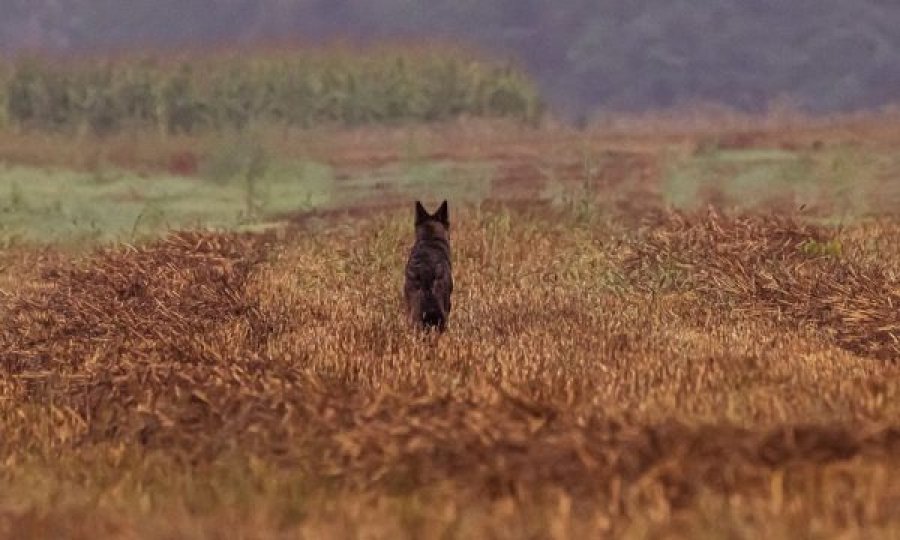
[0,47,541,135]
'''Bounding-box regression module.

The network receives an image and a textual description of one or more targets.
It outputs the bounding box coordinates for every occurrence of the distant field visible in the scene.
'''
[2,117,899,245]
[3,116,900,538]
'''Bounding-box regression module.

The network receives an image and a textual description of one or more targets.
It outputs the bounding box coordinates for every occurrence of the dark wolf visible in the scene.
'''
[404,200,453,332]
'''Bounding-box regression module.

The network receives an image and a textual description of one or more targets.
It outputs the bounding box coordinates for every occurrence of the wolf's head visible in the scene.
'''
[414,200,449,242]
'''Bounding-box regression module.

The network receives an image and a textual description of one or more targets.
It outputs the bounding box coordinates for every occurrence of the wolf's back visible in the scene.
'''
[404,242,452,331]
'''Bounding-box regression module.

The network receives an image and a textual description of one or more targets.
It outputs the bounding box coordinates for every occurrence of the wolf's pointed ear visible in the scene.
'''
[415,201,429,225]
[435,200,449,226]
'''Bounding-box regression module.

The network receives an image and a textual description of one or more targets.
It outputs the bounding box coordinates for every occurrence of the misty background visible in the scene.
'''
[2,0,900,120]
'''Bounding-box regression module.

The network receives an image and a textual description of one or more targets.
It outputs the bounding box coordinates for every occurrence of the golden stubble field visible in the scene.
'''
[3,118,900,539]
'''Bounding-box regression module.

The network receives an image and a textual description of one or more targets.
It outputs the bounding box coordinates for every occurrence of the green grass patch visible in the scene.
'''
[662,145,886,216]
[0,154,498,246]
[0,161,333,245]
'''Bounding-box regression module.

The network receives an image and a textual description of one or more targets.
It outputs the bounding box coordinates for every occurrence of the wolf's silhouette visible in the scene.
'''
[404,200,453,332]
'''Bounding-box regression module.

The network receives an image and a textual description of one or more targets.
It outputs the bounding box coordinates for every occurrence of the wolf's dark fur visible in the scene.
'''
[404,200,453,332]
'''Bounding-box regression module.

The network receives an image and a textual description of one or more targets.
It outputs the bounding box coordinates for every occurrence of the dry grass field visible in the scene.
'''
[3,115,900,538]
